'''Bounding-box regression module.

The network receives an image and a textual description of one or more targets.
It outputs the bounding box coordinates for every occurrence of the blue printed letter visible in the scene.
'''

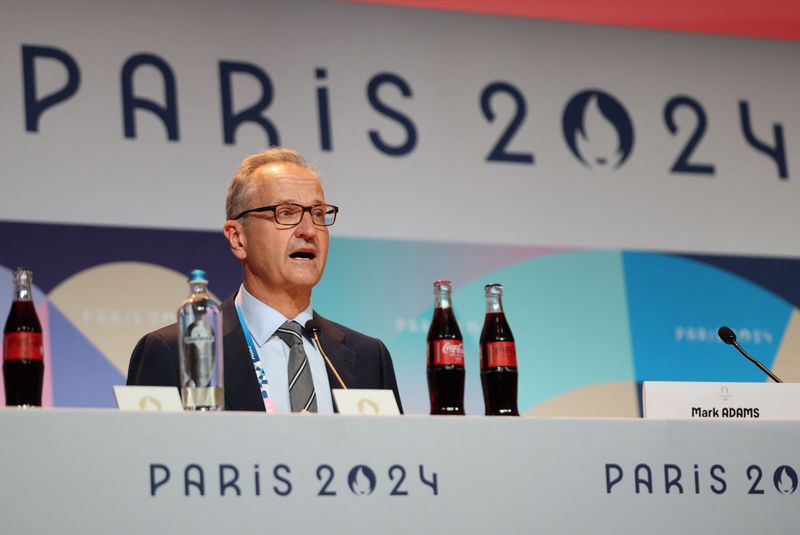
[219,61,280,146]
[605,464,623,493]
[150,464,170,496]
[22,45,81,132]
[367,73,417,156]
[121,54,179,140]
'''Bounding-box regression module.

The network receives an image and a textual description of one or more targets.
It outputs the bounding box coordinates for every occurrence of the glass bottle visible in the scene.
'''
[426,280,465,415]
[480,283,519,416]
[3,267,44,407]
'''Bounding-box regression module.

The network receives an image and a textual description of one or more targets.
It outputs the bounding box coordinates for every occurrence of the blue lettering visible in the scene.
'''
[664,464,683,494]
[693,464,700,494]
[219,61,279,146]
[184,463,205,496]
[149,463,170,496]
[254,464,261,496]
[121,53,179,140]
[22,44,81,132]
[634,464,653,494]
[273,464,292,496]
[219,464,241,496]
[710,464,727,494]
[367,72,417,156]
[419,465,438,496]
[481,81,534,164]
[316,68,333,151]
[605,463,623,493]
[664,95,714,175]
[739,100,788,179]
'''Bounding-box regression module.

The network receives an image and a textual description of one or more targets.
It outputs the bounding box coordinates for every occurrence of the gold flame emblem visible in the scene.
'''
[138,396,163,411]
[357,399,380,415]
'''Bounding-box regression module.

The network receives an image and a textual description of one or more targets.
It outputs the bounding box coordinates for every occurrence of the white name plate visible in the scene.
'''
[113,386,184,412]
[332,389,400,415]
[643,381,800,420]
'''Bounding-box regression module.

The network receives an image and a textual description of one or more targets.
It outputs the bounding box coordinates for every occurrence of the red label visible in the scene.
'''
[482,341,517,368]
[3,333,44,361]
[428,340,464,366]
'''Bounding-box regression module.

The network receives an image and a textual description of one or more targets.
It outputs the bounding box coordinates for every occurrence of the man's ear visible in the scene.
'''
[223,220,247,260]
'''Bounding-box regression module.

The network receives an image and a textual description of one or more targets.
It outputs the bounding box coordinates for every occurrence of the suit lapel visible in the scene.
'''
[313,312,358,391]
[221,295,265,411]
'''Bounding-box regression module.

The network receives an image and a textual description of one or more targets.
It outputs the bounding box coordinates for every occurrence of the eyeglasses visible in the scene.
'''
[234,203,339,227]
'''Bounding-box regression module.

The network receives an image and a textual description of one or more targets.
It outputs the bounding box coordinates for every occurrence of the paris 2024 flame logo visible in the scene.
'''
[348,465,377,496]
[774,466,798,494]
[562,89,634,169]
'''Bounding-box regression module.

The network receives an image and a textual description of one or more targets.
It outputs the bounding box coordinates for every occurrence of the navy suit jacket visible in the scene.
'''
[127,295,403,412]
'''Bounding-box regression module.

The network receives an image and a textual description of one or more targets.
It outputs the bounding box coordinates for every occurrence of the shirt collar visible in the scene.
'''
[236,284,314,347]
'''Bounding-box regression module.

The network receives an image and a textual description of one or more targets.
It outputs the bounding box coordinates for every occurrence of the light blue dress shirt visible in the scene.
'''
[235,285,334,413]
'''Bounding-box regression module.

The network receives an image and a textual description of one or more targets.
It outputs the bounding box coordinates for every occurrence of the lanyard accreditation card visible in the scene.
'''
[234,302,277,414]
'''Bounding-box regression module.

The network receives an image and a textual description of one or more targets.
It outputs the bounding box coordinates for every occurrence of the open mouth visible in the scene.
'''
[289,251,316,260]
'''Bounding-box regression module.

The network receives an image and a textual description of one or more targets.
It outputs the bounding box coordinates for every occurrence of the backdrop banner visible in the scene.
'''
[1,0,799,256]
[1,221,798,415]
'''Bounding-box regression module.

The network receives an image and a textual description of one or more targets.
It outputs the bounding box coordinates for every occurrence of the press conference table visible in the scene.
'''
[1,408,797,534]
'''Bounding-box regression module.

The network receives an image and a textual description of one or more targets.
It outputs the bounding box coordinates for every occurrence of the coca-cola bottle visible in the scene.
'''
[3,267,44,406]
[427,280,465,415]
[480,283,519,416]
[178,269,224,411]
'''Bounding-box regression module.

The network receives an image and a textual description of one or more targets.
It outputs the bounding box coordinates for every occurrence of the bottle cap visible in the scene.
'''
[485,283,503,296]
[13,267,32,282]
[188,269,208,283]
[433,280,453,292]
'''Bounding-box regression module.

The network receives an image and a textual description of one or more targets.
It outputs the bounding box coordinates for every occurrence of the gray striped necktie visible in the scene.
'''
[275,321,317,412]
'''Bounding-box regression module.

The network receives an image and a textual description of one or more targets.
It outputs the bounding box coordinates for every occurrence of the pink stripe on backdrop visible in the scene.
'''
[344,0,800,42]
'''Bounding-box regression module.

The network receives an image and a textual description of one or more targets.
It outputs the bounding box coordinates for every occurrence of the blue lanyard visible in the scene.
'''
[234,301,275,412]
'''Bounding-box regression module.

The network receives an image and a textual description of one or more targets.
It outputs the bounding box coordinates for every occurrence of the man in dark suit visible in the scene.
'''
[127,148,402,413]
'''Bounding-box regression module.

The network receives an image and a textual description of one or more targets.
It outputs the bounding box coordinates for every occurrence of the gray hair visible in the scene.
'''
[225,147,318,220]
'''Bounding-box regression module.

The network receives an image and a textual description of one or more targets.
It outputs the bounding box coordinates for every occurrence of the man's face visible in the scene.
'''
[236,162,329,298]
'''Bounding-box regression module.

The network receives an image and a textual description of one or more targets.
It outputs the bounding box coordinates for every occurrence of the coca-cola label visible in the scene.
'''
[428,340,464,366]
[482,341,517,368]
[3,333,44,361]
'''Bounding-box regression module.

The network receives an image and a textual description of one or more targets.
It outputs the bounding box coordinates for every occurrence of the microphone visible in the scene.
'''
[717,326,783,383]
[305,320,348,389]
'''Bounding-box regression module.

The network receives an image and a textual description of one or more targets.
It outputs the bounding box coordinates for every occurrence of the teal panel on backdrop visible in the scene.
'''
[315,237,570,413]
[377,250,634,414]
[623,252,793,382]
[314,237,556,342]
[457,250,635,414]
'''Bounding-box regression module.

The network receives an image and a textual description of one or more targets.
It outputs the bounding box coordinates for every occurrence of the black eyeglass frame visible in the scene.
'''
[233,203,339,227]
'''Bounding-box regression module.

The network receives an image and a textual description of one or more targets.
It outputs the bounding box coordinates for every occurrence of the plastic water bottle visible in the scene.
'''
[178,269,223,410]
